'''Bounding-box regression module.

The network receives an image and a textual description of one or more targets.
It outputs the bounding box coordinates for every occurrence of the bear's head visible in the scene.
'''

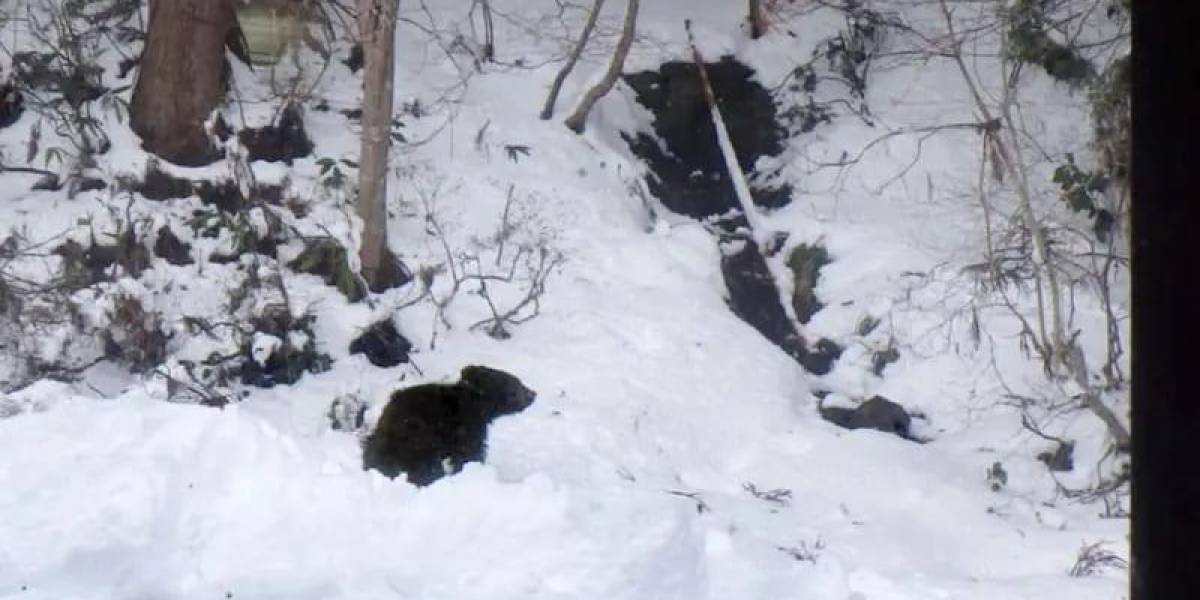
[458,365,536,419]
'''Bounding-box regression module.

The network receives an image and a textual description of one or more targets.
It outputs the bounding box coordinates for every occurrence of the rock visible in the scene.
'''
[800,338,843,376]
[349,319,411,368]
[819,395,913,440]
[236,103,314,165]
[1038,440,1075,472]
[153,226,193,266]
[362,366,536,486]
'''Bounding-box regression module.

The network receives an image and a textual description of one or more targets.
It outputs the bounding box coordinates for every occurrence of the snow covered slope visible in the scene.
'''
[0,1,1128,598]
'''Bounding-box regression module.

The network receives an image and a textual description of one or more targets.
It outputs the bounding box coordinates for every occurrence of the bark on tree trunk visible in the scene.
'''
[540,0,605,120]
[563,0,638,133]
[357,0,399,290]
[130,0,235,166]
[748,0,765,39]
[480,0,495,62]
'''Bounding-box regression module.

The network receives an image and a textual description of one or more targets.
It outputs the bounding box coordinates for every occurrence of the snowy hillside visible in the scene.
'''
[0,1,1129,598]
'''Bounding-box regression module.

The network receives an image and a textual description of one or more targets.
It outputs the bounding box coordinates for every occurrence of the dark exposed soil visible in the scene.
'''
[623,57,792,220]
[626,58,840,375]
[237,103,314,165]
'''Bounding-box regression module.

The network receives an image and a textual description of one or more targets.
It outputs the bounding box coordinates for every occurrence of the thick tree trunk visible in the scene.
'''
[130,0,235,166]
[540,0,605,120]
[563,0,638,133]
[357,0,399,290]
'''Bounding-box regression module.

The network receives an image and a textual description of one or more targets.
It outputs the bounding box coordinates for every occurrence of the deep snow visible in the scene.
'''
[0,1,1129,598]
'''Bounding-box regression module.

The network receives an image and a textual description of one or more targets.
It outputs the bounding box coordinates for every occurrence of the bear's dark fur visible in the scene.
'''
[819,395,913,440]
[362,366,535,486]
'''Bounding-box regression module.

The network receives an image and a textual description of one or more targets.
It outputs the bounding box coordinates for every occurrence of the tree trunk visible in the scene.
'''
[563,0,638,133]
[939,0,1129,451]
[357,0,399,290]
[130,0,235,166]
[480,0,495,62]
[540,0,605,120]
[748,0,765,39]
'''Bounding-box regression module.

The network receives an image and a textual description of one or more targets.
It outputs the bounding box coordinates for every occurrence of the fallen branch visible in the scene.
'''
[686,20,768,248]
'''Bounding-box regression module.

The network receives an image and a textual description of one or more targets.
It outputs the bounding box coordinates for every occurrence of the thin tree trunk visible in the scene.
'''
[1064,344,1132,451]
[131,0,236,166]
[540,0,605,120]
[357,0,398,290]
[687,22,768,248]
[939,0,1129,449]
[748,0,765,39]
[480,0,495,62]
[563,0,638,133]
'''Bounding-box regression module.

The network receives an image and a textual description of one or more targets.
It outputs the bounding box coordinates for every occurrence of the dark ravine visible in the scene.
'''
[623,57,792,220]
[625,58,842,375]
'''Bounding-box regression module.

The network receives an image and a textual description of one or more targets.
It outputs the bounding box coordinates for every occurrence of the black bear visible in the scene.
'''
[362,365,536,486]
[818,395,913,440]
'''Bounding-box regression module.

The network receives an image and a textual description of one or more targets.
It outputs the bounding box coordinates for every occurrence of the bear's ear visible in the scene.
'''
[458,365,483,383]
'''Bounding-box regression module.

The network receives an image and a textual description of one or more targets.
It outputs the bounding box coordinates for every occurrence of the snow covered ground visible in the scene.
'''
[0,1,1129,598]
